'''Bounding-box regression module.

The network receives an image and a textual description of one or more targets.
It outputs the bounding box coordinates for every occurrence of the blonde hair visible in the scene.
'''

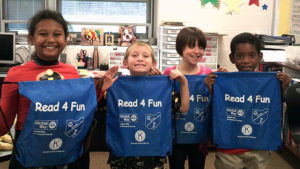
[124,41,156,63]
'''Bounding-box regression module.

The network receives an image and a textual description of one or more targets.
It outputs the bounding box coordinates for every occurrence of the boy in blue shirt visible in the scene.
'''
[205,32,291,169]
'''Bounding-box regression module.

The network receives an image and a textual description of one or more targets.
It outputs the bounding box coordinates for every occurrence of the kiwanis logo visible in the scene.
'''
[49,138,62,150]
[184,122,194,132]
[135,130,146,142]
[241,124,253,136]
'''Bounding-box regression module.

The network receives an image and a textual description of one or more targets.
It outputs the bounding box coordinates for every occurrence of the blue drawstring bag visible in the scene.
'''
[174,75,210,144]
[106,76,173,157]
[213,72,282,150]
[16,78,97,167]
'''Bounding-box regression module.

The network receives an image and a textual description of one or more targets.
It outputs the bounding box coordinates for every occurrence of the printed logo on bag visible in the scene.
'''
[145,112,161,130]
[241,124,253,136]
[131,114,137,122]
[135,130,146,142]
[49,121,57,129]
[252,108,269,125]
[194,108,208,122]
[65,117,84,137]
[34,120,58,130]
[184,122,194,132]
[120,113,138,127]
[49,138,63,150]
[226,107,245,122]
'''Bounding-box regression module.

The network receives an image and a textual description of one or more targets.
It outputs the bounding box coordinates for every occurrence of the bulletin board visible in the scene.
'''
[291,0,300,43]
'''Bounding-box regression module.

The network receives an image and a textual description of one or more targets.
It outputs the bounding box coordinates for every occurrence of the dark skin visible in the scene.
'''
[204,43,292,95]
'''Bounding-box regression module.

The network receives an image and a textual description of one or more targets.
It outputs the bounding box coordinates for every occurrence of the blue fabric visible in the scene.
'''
[106,76,173,157]
[213,72,282,150]
[17,78,97,167]
[174,75,210,144]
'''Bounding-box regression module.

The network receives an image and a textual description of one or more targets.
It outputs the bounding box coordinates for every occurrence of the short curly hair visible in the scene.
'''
[230,32,263,55]
[28,9,69,39]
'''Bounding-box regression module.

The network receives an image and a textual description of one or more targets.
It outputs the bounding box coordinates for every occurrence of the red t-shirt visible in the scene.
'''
[0,61,80,135]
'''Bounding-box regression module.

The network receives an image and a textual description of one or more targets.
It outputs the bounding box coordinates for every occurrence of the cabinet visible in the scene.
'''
[260,62,300,159]
[158,26,219,73]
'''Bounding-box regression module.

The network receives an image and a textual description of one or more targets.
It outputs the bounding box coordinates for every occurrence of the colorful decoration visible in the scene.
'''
[262,4,268,10]
[201,0,219,7]
[223,0,244,14]
[249,0,259,6]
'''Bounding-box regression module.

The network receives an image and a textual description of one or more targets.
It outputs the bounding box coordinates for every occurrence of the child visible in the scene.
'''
[107,41,190,169]
[163,27,226,169]
[0,10,118,169]
[204,32,291,169]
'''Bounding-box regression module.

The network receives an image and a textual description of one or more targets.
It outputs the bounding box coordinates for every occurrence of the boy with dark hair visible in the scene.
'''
[205,32,291,169]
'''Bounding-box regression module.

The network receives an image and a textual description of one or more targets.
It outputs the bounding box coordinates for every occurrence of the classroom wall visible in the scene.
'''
[156,0,277,71]
[278,0,291,35]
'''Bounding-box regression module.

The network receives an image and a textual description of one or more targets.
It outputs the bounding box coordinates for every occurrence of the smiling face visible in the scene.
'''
[123,45,156,76]
[182,42,205,65]
[29,19,67,62]
[230,43,263,71]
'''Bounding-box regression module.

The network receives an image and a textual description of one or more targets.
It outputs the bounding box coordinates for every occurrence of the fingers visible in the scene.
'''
[217,66,228,72]
[106,66,119,78]
[276,71,291,83]
[206,72,217,79]
[149,67,162,75]
[93,71,106,79]
[112,74,119,82]
[169,70,180,80]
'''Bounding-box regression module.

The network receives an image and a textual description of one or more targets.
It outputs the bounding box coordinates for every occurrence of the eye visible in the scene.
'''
[54,33,63,36]
[249,53,257,58]
[39,32,48,36]
[235,55,243,59]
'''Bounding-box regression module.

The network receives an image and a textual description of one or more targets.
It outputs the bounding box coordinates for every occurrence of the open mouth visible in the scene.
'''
[190,55,201,59]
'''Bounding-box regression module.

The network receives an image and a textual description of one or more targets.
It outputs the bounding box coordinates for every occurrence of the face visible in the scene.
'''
[30,19,67,62]
[182,42,205,65]
[123,46,156,76]
[230,43,262,71]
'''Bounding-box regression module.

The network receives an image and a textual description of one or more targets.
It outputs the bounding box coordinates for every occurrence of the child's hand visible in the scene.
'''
[149,67,162,75]
[169,70,190,113]
[169,70,187,84]
[277,71,292,93]
[94,66,119,92]
[204,72,217,95]
[217,66,228,72]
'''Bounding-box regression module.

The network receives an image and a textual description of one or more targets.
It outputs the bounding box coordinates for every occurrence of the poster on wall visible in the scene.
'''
[81,28,104,46]
[291,0,300,43]
[118,25,136,46]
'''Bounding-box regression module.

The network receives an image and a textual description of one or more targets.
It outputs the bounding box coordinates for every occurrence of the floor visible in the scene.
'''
[1,149,300,169]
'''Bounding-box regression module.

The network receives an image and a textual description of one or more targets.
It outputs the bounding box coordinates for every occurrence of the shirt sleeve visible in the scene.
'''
[0,81,18,136]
